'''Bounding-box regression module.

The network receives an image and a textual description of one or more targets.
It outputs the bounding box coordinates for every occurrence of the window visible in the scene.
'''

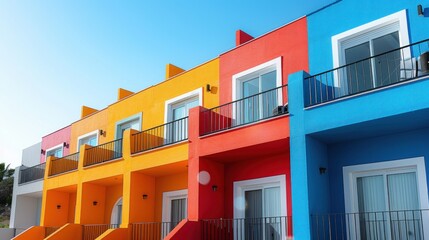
[343,158,429,239]
[164,89,202,142]
[45,144,63,161]
[162,189,188,237]
[232,57,283,124]
[234,175,287,240]
[115,113,142,139]
[76,130,99,151]
[332,10,410,95]
[110,197,122,227]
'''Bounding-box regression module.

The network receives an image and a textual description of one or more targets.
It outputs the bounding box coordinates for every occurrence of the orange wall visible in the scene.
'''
[44,190,72,227]
[104,184,123,224]
[154,172,188,221]
[68,193,76,223]
[80,183,106,224]
[70,109,108,153]
[129,172,156,223]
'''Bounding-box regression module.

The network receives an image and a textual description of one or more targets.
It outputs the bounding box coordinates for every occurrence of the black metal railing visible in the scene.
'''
[311,210,429,240]
[131,221,181,240]
[131,117,189,154]
[201,85,288,135]
[82,224,119,240]
[305,39,429,107]
[84,139,123,167]
[201,216,292,240]
[49,152,79,176]
[18,163,46,184]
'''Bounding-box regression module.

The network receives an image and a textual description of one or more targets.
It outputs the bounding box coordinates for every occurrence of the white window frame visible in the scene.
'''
[162,189,188,223]
[76,130,99,152]
[115,113,142,139]
[45,143,64,161]
[331,10,410,88]
[343,157,429,239]
[110,197,123,226]
[233,175,287,240]
[232,57,282,102]
[164,88,202,124]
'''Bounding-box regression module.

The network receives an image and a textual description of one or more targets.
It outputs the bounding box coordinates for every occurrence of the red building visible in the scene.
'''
[172,17,309,239]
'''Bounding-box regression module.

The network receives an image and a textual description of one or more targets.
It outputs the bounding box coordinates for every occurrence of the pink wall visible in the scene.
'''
[40,125,71,163]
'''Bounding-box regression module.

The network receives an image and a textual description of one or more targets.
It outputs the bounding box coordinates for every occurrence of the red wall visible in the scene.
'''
[219,17,309,104]
[224,153,291,218]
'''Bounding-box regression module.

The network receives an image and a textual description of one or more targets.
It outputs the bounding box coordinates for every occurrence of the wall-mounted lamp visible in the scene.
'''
[41,149,45,155]
[212,185,218,192]
[142,194,148,200]
[99,129,105,136]
[418,5,424,16]
[206,84,212,92]
[319,167,327,175]
[56,205,61,209]
[93,201,98,206]
[63,142,69,148]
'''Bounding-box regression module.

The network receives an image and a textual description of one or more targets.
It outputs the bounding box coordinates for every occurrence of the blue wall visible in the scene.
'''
[327,128,429,213]
[307,0,429,74]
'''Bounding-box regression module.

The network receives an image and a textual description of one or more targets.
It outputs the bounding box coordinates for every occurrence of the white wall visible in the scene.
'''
[10,167,43,228]
[21,142,41,167]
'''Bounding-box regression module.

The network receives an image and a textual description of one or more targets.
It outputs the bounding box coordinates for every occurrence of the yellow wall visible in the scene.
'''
[70,109,108,153]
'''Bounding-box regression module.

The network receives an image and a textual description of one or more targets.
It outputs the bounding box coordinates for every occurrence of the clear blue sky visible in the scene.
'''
[0,0,333,168]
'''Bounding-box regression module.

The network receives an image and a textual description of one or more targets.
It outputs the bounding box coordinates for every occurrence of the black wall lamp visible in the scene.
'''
[93,201,98,206]
[56,205,61,209]
[63,142,69,148]
[212,185,218,192]
[99,129,105,136]
[142,194,148,200]
[206,84,212,92]
[319,167,327,175]
[418,5,424,16]
[41,149,45,155]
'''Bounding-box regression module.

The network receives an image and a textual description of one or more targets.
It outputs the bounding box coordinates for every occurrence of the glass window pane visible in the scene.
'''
[345,42,373,94]
[245,190,263,239]
[357,175,386,213]
[373,31,401,87]
[261,71,277,91]
[243,77,259,97]
[170,198,187,230]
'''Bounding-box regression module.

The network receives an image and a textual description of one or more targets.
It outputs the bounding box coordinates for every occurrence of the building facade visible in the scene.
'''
[10,0,429,239]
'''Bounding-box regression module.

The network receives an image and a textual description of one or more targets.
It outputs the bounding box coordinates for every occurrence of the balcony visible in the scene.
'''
[201,216,292,240]
[84,139,123,167]
[305,39,429,107]
[131,117,189,154]
[18,163,45,184]
[49,152,79,176]
[201,85,288,136]
[311,210,429,240]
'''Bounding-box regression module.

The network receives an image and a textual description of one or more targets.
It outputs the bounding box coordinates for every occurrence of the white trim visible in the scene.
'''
[332,9,409,69]
[233,175,287,218]
[76,130,99,152]
[343,157,429,239]
[44,143,64,161]
[161,189,188,223]
[114,113,143,139]
[164,88,203,124]
[110,197,123,225]
[232,57,282,101]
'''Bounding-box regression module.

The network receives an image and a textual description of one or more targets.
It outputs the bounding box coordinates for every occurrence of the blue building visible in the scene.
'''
[289,0,429,239]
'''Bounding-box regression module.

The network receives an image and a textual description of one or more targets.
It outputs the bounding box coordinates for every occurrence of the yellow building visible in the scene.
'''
[14,59,219,240]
